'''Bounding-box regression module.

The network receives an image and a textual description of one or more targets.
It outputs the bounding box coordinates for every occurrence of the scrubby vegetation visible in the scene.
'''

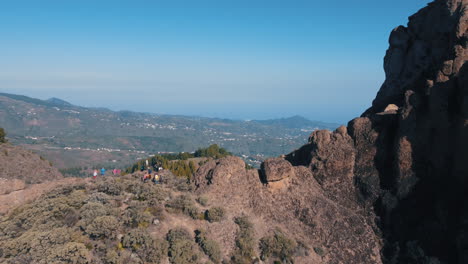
[59,167,90,178]
[195,229,222,264]
[194,144,231,159]
[167,227,200,264]
[0,164,307,264]
[122,228,168,263]
[205,207,225,223]
[259,229,298,263]
[0,128,7,143]
[125,144,231,178]
[0,175,177,263]
[231,216,258,264]
[166,194,201,219]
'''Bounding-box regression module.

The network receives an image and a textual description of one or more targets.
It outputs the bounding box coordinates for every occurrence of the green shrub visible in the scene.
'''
[145,205,166,221]
[166,195,200,219]
[85,192,111,204]
[126,181,168,201]
[205,207,225,223]
[167,227,192,244]
[122,229,168,263]
[97,178,123,196]
[79,202,114,227]
[85,215,119,239]
[2,228,73,259]
[195,229,221,264]
[45,242,89,264]
[104,250,120,264]
[166,227,200,264]
[231,216,257,264]
[1,128,8,143]
[122,206,153,228]
[259,229,297,262]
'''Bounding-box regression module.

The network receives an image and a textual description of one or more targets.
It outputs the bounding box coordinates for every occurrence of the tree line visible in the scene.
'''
[125,144,231,178]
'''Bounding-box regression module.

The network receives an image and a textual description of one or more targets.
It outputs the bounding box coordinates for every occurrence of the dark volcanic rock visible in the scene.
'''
[194,0,468,263]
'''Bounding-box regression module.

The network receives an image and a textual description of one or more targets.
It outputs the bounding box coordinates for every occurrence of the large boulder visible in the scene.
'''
[260,158,295,182]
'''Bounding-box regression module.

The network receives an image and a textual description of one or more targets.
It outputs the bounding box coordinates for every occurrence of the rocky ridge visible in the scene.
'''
[194,0,468,263]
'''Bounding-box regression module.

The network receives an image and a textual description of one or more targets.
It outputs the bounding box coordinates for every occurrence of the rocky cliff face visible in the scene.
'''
[194,0,468,263]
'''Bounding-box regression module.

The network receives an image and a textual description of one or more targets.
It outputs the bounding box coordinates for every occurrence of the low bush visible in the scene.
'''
[122,206,153,228]
[205,207,225,223]
[167,227,192,244]
[231,216,257,264]
[85,215,120,239]
[45,242,89,264]
[195,229,221,264]
[167,227,200,264]
[259,229,297,263]
[122,229,168,263]
[79,202,115,228]
[166,195,200,219]
[97,178,123,196]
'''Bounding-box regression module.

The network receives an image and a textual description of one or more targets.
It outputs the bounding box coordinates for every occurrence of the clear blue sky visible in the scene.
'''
[0,0,431,123]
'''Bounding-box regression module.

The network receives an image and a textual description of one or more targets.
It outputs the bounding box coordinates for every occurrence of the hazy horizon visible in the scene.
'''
[0,0,431,124]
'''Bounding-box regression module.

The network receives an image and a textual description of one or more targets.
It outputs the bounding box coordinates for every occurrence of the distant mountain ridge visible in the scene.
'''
[45,97,73,106]
[252,115,334,129]
[0,92,338,168]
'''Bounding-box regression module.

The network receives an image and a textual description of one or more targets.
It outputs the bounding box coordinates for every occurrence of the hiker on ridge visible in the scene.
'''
[153,174,160,184]
[101,167,106,176]
[93,169,98,179]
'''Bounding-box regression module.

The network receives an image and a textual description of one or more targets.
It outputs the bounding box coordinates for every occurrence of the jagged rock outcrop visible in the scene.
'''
[194,0,468,263]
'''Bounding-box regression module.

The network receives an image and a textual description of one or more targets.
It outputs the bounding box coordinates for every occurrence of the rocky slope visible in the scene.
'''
[0,143,63,185]
[1,0,466,263]
[195,0,468,263]
[0,143,64,215]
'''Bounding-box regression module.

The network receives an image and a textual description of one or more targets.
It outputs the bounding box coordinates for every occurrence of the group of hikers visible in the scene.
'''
[92,167,122,179]
[142,168,163,184]
[141,159,164,184]
[90,159,164,185]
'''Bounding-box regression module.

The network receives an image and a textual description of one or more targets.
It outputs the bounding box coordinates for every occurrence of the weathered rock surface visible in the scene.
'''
[0,179,25,195]
[260,157,295,182]
[194,0,468,263]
